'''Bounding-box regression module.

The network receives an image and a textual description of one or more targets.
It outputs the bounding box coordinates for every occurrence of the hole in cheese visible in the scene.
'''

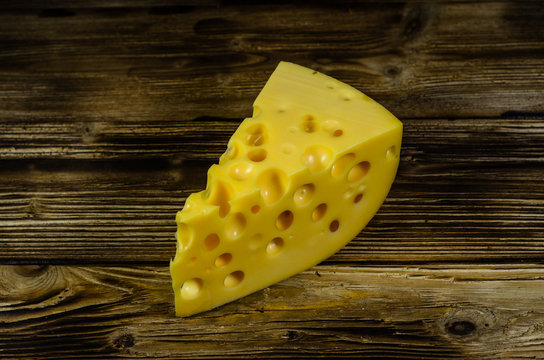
[302,115,316,133]
[281,143,295,155]
[257,168,288,205]
[252,105,262,118]
[248,148,267,162]
[293,183,315,207]
[302,145,333,173]
[224,271,244,288]
[354,193,363,203]
[276,210,294,230]
[347,161,370,182]
[225,212,246,240]
[331,153,355,178]
[177,223,192,249]
[220,141,240,164]
[329,220,340,232]
[203,233,220,251]
[344,187,354,199]
[322,120,343,137]
[205,180,234,218]
[247,134,264,146]
[312,203,327,222]
[215,253,232,267]
[340,91,354,101]
[302,120,316,133]
[251,205,261,214]
[229,163,254,181]
[386,145,397,160]
[266,237,284,255]
[322,120,339,132]
[246,123,266,146]
[181,278,203,299]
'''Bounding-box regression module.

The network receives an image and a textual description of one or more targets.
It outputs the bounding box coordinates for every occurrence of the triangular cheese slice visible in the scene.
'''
[170,62,402,316]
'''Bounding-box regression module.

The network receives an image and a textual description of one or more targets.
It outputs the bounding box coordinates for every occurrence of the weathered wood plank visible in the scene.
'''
[1,116,543,160]
[0,1,218,10]
[1,264,544,359]
[1,2,543,359]
[0,2,542,156]
[0,0,497,10]
[1,154,542,263]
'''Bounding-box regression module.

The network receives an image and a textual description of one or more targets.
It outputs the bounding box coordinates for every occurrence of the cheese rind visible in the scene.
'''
[170,62,402,317]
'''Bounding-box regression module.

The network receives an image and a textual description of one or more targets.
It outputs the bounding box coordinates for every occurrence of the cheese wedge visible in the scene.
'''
[170,62,402,317]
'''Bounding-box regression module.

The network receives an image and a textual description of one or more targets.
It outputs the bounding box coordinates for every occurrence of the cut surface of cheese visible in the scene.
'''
[170,62,402,317]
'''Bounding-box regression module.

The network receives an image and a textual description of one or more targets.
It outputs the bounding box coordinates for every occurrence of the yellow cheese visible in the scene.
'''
[170,62,402,317]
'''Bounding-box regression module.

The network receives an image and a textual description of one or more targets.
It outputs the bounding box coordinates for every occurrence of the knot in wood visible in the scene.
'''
[399,3,434,42]
[384,65,401,78]
[79,122,101,144]
[283,330,302,342]
[441,307,495,340]
[26,198,42,219]
[446,320,476,336]
[114,333,135,350]
[403,18,421,38]
[14,265,49,278]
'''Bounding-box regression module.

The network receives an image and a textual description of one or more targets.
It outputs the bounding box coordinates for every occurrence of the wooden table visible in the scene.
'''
[1,1,543,358]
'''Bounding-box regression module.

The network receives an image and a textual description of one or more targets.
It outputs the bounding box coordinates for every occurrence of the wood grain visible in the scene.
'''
[2,264,544,359]
[1,1,544,358]
[0,2,543,167]
[1,116,542,263]
[1,116,543,161]
[1,162,543,263]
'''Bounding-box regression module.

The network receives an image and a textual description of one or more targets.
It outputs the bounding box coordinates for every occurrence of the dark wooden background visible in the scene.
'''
[1,1,543,358]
